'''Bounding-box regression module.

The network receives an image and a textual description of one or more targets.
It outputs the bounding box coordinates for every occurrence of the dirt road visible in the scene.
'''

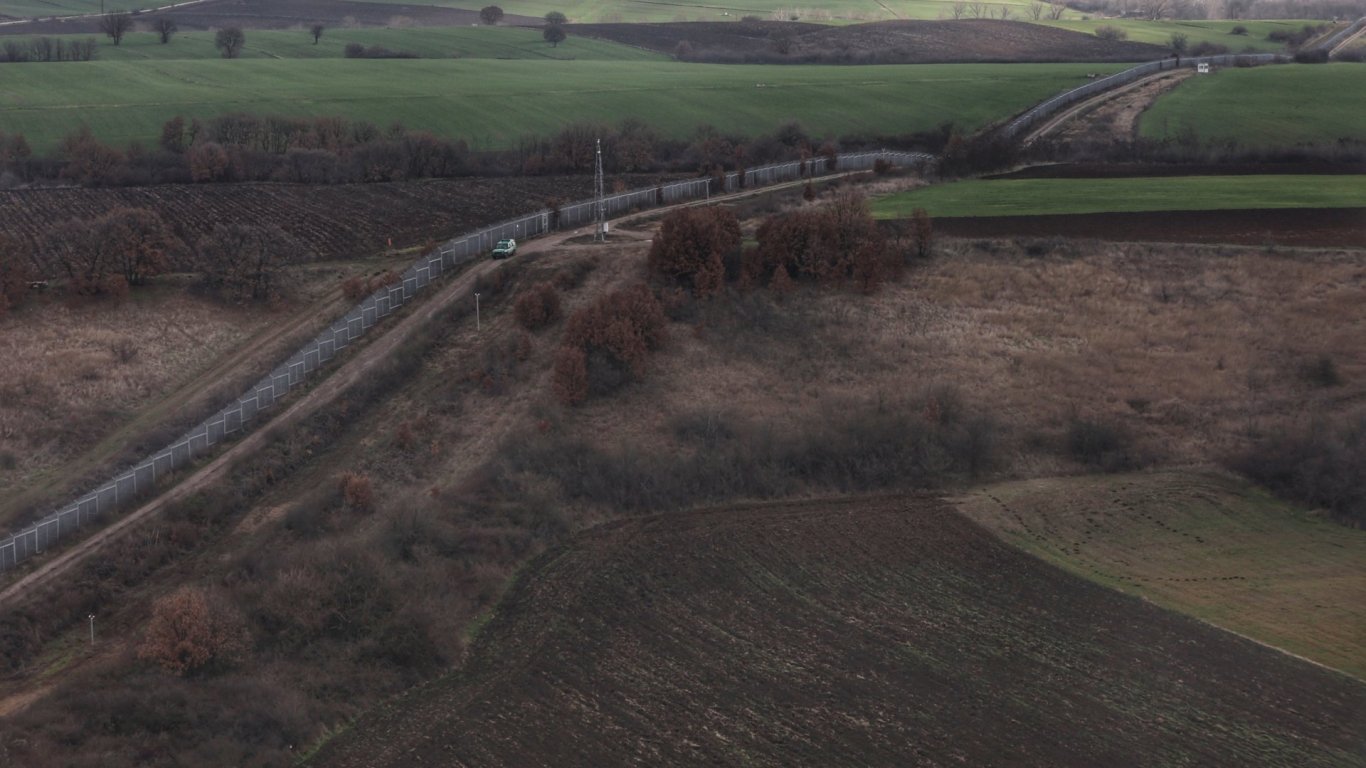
[1024,70,1192,145]
[0,174,839,612]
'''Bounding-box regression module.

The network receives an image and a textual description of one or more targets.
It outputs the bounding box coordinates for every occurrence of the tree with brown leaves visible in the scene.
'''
[647,206,740,298]
[137,587,249,676]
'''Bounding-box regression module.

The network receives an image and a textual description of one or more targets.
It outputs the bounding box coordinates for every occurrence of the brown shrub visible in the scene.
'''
[647,206,741,297]
[750,189,888,291]
[552,345,588,405]
[514,281,562,331]
[0,234,30,317]
[137,587,249,676]
[339,471,374,511]
[342,275,368,301]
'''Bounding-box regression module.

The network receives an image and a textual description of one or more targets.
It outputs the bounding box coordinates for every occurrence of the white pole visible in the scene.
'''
[475,293,481,332]
[89,614,95,645]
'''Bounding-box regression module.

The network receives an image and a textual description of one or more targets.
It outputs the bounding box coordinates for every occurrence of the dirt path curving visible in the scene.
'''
[1025,70,1192,146]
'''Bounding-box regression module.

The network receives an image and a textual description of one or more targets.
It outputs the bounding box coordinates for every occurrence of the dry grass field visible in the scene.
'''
[0,261,392,529]
[3,185,1364,766]
[958,469,1366,679]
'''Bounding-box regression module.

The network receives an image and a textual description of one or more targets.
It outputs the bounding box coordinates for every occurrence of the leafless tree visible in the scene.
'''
[153,17,177,44]
[215,26,245,58]
[1047,2,1067,19]
[968,2,987,18]
[99,12,133,46]
[1142,0,1173,20]
[997,4,1014,19]
[951,2,967,19]
[310,23,325,44]
[1027,2,1045,19]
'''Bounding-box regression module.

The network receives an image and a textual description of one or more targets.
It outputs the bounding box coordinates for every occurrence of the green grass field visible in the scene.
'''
[957,470,1366,679]
[0,60,1124,153]
[0,0,163,17]
[1038,18,1315,54]
[1140,63,1366,146]
[0,26,666,61]
[871,175,1366,218]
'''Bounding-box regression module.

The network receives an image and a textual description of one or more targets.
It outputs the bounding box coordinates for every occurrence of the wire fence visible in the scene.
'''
[999,52,1285,141]
[1321,15,1366,54]
[0,149,932,574]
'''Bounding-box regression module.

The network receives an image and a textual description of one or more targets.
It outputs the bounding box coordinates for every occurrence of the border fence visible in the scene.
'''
[0,149,932,574]
[1321,15,1366,54]
[998,52,1285,141]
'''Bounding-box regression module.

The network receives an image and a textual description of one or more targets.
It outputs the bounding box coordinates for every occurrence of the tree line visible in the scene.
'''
[0,116,952,188]
[0,206,307,317]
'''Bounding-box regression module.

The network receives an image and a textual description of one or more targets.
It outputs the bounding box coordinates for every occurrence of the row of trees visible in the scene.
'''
[0,37,97,63]
[0,207,305,312]
[3,116,944,188]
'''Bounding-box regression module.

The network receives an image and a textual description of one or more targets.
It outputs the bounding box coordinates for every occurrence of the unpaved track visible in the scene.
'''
[1024,70,1191,145]
[0,175,842,613]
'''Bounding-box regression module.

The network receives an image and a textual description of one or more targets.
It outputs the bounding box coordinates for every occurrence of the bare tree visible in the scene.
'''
[152,17,177,44]
[99,12,133,46]
[215,26,245,58]
[479,5,504,24]
[997,4,1014,19]
[968,2,986,19]
[1047,2,1067,19]
[951,2,967,19]
[310,23,325,44]
[1027,2,1045,19]
[1142,0,1173,20]
[197,223,303,303]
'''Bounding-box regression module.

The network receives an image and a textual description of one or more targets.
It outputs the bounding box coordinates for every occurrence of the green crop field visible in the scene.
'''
[0,26,666,61]
[0,60,1124,153]
[1038,18,1317,54]
[957,470,1366,679]
[1140,63,1366,146]
[871,174,1366,218]
[0,0,163,16]
[348,0,1055,24]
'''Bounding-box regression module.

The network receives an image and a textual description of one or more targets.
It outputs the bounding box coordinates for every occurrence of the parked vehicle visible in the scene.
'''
[491,238,517,259]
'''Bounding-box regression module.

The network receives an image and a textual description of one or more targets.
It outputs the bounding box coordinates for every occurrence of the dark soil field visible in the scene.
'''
[0,0,537,35]
[575,19,1167,63]
[934,207,1366,247]
[317,495,1366,768]
[1,175,618,272]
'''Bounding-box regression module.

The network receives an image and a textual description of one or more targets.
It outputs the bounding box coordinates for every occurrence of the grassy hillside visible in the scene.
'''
[1140,64,1366,146]
[315,496,1366,766]
[0,60,1123,152]
[870,175,1366,217]
[0,26,666,61]
[1038,18,1314,53]
[957,470,1366,679]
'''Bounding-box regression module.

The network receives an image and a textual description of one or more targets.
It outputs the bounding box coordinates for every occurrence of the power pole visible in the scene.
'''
[593,138,606,242]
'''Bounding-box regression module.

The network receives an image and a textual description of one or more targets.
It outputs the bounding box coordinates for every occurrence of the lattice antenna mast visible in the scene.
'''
[594,138,606,242]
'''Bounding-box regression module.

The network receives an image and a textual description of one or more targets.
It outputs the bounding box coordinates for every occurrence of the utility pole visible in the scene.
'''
[474,292,481,332]
[88,614,95,646]
[593,138,606,242]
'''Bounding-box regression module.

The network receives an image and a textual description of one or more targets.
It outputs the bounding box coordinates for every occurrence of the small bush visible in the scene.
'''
[1233,414,1366,526]
[1066,418,1145,473]
[1300,355,1343,388]
[553,283,666,404]
[1095,25,1127,41]
[513,281,561,331]
[1230,24,1248,35]
[339,471,375,511]
[1294,49,1330,64]
[648,206,741,298]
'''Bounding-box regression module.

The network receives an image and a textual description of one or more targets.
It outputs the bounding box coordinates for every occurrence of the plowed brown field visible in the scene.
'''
[317,495,1366,768]
[574,18,1166,63]
[2,176,603,272]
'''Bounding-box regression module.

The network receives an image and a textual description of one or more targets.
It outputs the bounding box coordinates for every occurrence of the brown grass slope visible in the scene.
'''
[317,496,1366,768]
[575,19,1167,62]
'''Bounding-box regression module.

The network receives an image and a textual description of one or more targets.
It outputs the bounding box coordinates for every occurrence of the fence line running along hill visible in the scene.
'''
[0,149,932,574]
